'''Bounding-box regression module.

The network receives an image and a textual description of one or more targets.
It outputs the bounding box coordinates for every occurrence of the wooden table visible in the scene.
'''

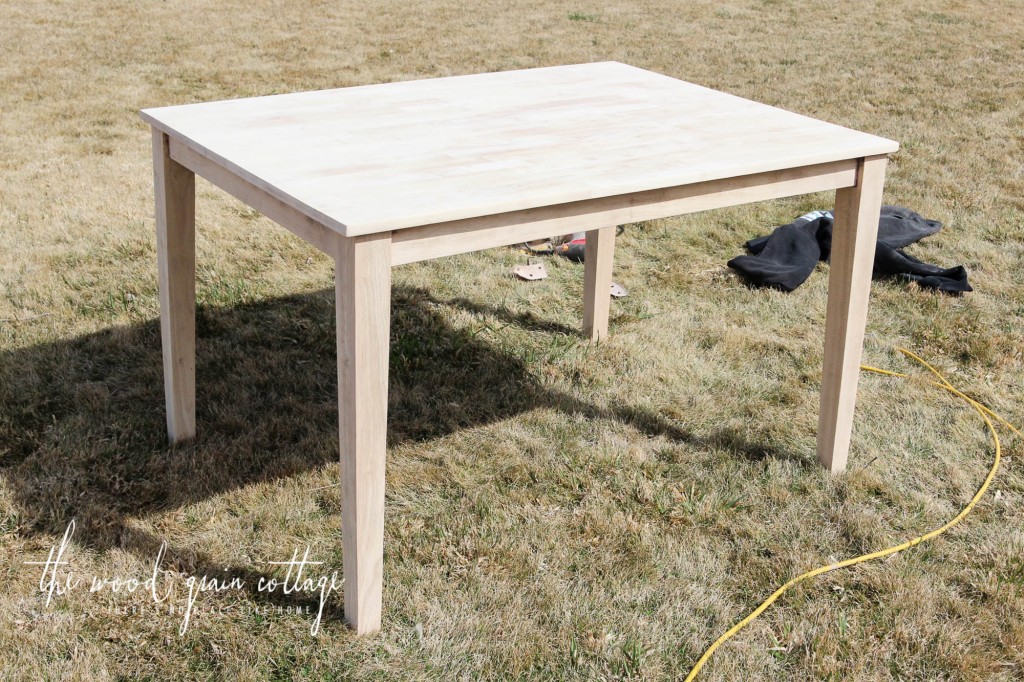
[141,62,898,634]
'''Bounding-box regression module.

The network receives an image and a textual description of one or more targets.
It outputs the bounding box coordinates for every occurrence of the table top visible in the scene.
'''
[141,62,898,237]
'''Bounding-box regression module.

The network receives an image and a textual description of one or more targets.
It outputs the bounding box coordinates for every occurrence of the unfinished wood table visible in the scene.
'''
[141,61,898,634]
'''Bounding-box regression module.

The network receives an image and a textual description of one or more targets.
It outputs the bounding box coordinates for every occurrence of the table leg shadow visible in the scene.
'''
[0,284,797,624]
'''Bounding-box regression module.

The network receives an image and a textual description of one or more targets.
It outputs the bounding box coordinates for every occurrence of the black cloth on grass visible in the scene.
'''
[727,206,971,294]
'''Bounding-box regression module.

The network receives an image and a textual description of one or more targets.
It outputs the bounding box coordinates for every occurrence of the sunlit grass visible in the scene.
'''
[1,0,1023,680]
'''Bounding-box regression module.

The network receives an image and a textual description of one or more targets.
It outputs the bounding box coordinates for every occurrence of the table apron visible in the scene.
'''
[168,138,338,254]
[390,159,858,265]
[168,134,858,267]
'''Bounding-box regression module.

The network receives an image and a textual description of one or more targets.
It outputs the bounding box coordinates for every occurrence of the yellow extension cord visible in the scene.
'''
[683,348,1022,681]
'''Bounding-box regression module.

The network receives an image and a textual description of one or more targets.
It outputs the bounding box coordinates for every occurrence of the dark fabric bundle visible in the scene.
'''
[728,206,971,294]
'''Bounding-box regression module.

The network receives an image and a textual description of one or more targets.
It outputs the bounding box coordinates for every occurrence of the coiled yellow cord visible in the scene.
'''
[683,348,1020,681]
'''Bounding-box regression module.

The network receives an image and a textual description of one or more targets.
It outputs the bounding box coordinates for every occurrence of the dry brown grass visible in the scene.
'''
[2,0,1023,679]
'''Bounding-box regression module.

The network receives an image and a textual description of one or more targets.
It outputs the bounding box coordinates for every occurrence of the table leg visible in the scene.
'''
[153,129,196,443]
[817,155,887,473]
[335,232,392,634]
[582,225,616,341]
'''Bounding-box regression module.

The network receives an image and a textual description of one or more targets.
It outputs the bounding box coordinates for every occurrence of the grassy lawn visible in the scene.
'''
[2,0,1023,679]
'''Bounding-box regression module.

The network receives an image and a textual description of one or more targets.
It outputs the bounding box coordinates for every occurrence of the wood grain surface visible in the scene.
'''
[141,62,897,237]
